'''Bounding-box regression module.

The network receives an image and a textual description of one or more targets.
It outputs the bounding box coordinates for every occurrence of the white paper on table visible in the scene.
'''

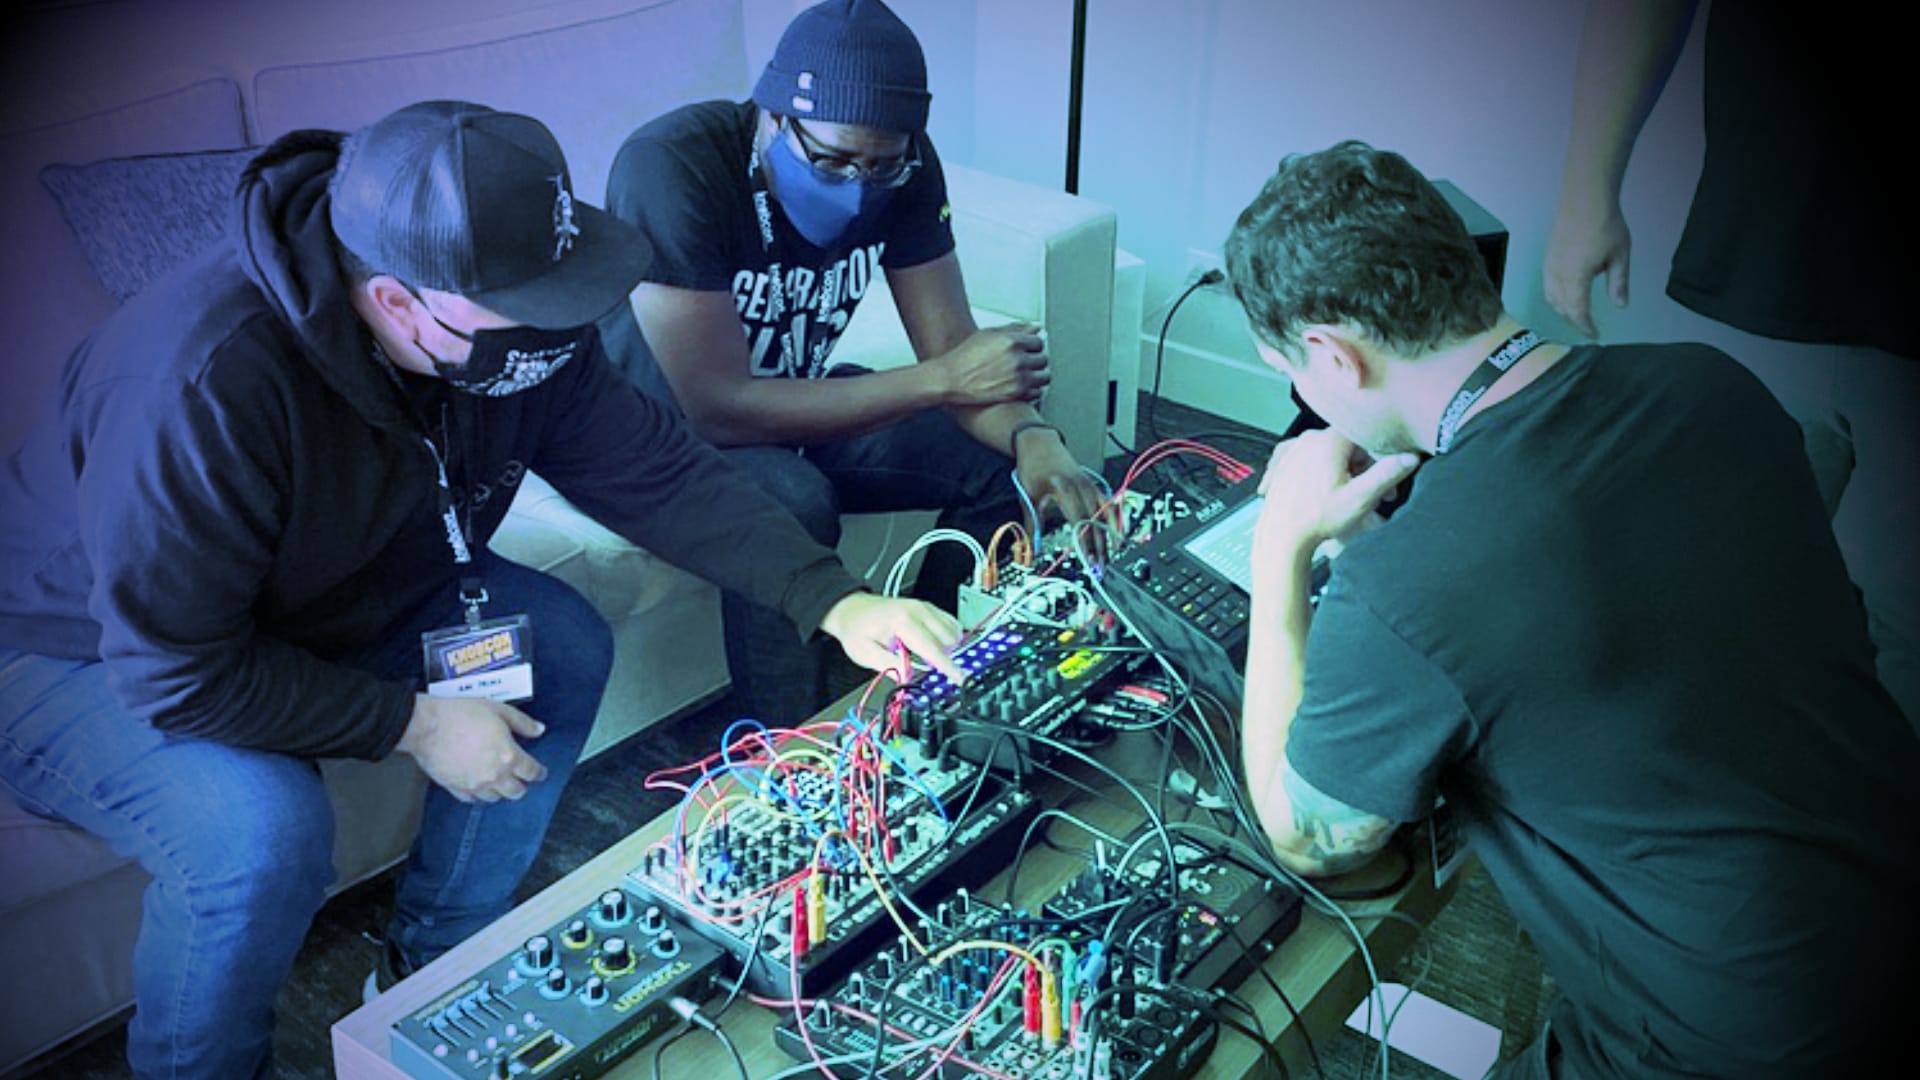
[1344,982,1503,1080]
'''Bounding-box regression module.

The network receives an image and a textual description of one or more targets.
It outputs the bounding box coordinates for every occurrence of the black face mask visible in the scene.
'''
[407,287,593,397]
[417,321,593,397]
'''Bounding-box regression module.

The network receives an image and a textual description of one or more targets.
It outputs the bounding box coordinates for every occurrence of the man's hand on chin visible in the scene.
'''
[1253,430,1423,581]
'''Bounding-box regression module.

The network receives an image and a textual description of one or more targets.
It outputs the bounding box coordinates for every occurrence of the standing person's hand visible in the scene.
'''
[1545,196,1632,338]
[931,324,1050,406]
[397,696,549,803]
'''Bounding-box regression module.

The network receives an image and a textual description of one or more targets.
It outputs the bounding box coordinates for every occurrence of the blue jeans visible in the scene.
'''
[718,406,1021,724]
[0,560,609,1080]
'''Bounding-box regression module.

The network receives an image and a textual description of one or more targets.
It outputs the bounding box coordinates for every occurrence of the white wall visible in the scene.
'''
[890,0,1723,433]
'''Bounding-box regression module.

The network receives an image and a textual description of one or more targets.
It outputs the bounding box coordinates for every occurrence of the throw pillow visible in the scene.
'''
[40,146,259,303]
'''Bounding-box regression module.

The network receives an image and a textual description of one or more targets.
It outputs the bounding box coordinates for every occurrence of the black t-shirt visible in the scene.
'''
[597,100,956,409]
[1289,344,1920,1077]
[1669,4,1917,357]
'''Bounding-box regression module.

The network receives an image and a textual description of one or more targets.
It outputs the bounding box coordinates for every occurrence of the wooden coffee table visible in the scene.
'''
[333,697,1452,1079]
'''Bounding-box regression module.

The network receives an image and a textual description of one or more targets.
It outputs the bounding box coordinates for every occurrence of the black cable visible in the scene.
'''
[649,997,752,1080]
[705,1025,749,1080]
[1003,806,1119,905]
[1154,706,1179,825]
[648,1024,693,1080]
[1147,270,1225,445]
[1211,877,1328,1080]
[711,900,776,1020]
[1177,990,1293,1080]
[950,724,1180,912]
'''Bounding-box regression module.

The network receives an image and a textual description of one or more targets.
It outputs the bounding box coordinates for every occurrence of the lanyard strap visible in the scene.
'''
[374,342,489,625]
[748,130,840,378]
[1434,328,1543,454]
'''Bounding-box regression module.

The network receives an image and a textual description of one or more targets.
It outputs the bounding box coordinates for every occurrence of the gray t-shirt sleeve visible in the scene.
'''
[1286,581,1476,824]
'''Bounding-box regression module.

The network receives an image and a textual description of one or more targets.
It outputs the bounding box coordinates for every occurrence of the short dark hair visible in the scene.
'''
[333,237,379,289]
[1225,140,1501,360]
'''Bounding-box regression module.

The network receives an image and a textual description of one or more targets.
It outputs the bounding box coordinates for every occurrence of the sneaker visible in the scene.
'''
[362,939,414,1005]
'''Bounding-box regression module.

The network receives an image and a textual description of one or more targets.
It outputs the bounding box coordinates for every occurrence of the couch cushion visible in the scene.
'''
[250,0,750,205]
[493,472,715,621]
[0,790,133,917]
[41,146,259,303]
[0,77,247,451]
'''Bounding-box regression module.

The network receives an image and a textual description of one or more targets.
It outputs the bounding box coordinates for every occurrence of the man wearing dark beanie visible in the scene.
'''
[597,0,1105,724]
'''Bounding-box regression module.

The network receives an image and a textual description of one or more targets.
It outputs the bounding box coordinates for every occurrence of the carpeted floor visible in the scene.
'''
[23,398,1555,1080]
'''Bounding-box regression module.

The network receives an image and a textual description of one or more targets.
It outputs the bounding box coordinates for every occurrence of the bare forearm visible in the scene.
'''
[691,364,950,447]
[1560,0,1698,205]
[1242,543,1317,840]
[950,399,1045,458]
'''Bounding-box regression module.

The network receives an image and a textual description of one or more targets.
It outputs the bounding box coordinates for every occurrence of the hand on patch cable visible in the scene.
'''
[1013,426,1111,556]
[933,323,1050,406]
[397,694,550,803]
[819,590,967,685]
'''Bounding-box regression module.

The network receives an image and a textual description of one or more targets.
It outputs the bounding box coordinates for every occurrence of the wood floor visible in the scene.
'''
[25,397,1552,1079]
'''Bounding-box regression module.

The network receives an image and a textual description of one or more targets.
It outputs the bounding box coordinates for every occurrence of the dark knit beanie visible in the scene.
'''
[752,0,930,133]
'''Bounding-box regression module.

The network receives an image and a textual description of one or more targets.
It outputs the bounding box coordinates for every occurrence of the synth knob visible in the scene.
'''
[561,919,592,949]
[519,935,555,974]
[651,929,681,958]
[641,905,665,936]
[598,937,634,974]
[539,966,571,999]
[579,975,609,1007]
[595,889,632,926]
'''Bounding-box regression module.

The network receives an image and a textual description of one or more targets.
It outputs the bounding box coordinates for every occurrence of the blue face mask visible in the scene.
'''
[761,129,897,248]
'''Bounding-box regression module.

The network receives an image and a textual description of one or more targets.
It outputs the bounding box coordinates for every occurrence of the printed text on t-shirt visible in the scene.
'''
[732,241,887,378]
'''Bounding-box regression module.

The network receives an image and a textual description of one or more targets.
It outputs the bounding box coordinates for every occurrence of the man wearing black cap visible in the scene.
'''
[0,100,963,1079]
[597,0,1106,724]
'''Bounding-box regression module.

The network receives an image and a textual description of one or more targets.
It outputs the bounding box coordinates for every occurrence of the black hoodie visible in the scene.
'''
[0,131,860,760]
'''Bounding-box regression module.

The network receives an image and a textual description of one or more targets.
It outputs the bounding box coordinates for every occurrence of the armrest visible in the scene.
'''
[831,164,1118,465]
[944,164,1117,465]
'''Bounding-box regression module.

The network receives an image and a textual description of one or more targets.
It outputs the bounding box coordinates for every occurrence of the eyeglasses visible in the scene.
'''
[783,116,921,189]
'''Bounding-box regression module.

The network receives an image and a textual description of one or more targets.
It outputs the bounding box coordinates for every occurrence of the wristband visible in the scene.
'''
[1008,419,1064,457]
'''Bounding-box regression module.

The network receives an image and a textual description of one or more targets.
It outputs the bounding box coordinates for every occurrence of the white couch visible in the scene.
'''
[0,0,1121,1070]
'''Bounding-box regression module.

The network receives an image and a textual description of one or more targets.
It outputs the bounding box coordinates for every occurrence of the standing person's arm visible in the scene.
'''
[886,253,1106,525]
[1545,0,1700,336]
[1241,432,1421,876]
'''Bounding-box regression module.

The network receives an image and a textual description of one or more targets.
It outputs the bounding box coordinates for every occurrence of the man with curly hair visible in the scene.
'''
[1226,140,1917,1078]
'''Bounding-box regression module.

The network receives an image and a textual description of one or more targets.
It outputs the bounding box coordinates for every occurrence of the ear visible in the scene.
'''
[363,275,421,333]
[1300,325,1375,390]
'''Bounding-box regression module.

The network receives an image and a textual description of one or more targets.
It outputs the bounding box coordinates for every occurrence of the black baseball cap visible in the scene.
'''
[329,100,648,327]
